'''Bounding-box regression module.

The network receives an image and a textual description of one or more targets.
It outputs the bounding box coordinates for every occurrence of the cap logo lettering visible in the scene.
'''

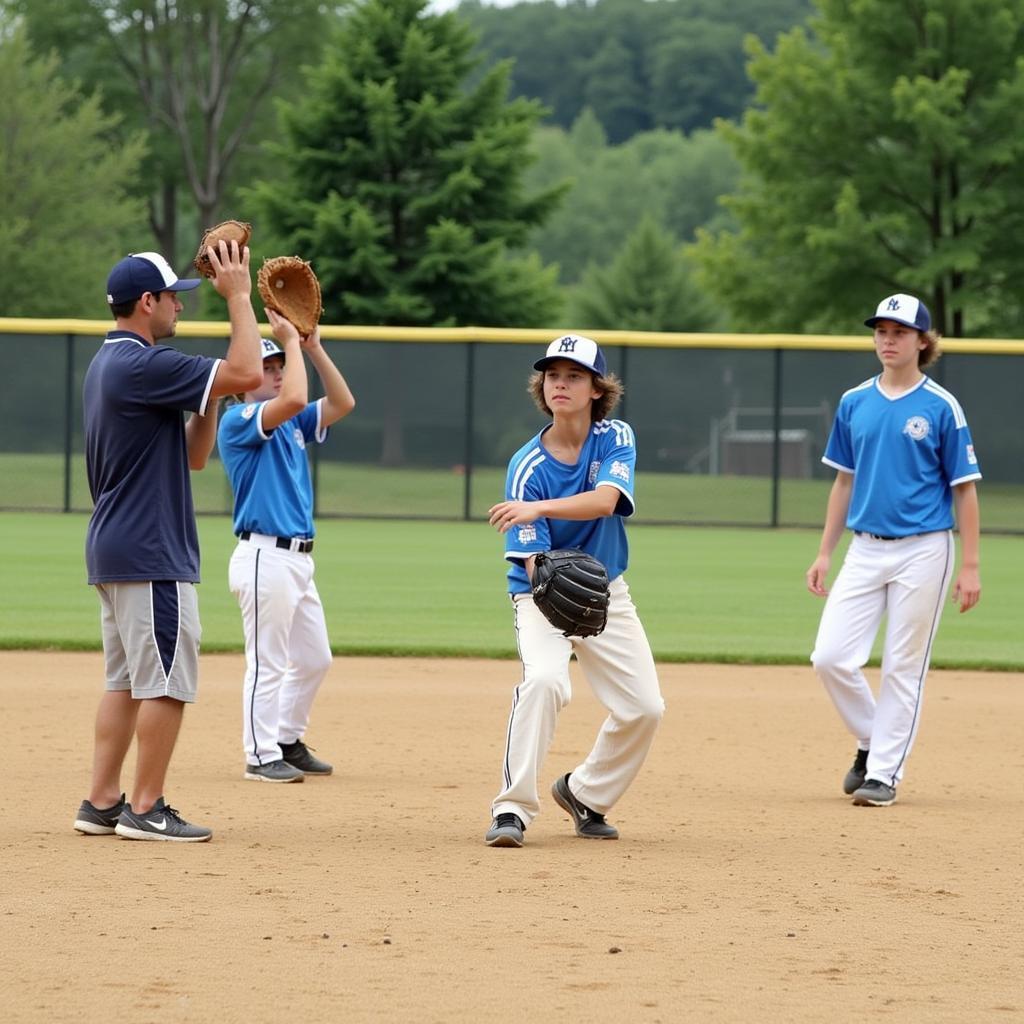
[557,336,577,353]
[887,298,901,311]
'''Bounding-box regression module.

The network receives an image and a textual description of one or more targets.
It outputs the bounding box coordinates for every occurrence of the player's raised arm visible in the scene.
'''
[301,327,356,426]
[207,240,262,399]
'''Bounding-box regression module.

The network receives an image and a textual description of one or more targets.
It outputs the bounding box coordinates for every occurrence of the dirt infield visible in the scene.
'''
[3,651,1022,1023]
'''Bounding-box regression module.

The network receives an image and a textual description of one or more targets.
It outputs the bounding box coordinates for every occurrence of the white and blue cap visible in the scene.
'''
[260,338,285,362]
[106,252,202,304]
[533,333,607,376]
[865,293,931,332]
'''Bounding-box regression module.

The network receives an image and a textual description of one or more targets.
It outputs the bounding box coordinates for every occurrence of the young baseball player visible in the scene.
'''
[74,241,263,842]
[217,309,355,783]
[484,334,665,847]
[806,293,982,807]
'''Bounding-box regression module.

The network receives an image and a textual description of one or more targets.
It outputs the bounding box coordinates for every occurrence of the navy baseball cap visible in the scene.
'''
[865,293,931,332]
[260,338,285,362]
[106,252,202,304]
[533,334,608,376]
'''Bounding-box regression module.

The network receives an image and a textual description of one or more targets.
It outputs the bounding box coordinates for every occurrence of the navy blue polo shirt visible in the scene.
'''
[83,331,219,583]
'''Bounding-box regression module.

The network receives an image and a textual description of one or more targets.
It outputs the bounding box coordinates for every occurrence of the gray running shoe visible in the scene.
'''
[843,748,869,795]
[280,739,333,776]
[244,759,305,783]
[73,794,126,835]
[851,780,897,807]
[551,773,619,839]
[114,798,213,842]
[485,813,525,848]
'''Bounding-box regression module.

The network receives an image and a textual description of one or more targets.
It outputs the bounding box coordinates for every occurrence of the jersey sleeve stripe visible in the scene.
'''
[510,448,545,500]
[198,359,220,417]
[923,380,967,428]
[314,398,327,443]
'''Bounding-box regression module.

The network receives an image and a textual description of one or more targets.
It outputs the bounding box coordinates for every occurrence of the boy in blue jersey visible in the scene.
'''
[74,242,263,842]
[218,309,355,783]
[806,294,982,807]
[484,335,665,847]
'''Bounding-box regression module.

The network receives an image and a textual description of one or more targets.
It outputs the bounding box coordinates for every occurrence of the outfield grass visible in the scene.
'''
[2,512,1021,669]
[3,452,1024,531]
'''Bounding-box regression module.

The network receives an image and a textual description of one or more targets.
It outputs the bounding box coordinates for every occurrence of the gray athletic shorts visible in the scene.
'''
[96,581,201,703]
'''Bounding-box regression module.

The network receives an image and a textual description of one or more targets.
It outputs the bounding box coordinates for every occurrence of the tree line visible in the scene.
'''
[2,0,1023,337]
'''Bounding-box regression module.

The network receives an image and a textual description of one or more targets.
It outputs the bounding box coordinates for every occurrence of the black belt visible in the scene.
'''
[239,531,314,554]
[857,532,911,542]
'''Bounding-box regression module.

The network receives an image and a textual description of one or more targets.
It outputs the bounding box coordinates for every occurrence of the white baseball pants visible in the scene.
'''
[491,576,665,825]
[229,538,333,766]
[811,530,954,787]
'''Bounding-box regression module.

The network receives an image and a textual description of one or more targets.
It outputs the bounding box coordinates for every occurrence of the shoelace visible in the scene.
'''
[495,813,521,828]
[159,805,187,824]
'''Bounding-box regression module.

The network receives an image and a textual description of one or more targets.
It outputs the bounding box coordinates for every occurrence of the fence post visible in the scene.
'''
[462,341,476,521]
[770,347,782,528]
[618,344,629,421]
[64,334,74,513]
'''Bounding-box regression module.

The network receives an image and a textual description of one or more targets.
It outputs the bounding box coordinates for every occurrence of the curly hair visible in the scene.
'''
[919,329,942,369]
[528,369,624,422]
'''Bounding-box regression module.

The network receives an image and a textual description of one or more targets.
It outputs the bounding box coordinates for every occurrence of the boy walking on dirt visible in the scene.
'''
[806,294,981,807]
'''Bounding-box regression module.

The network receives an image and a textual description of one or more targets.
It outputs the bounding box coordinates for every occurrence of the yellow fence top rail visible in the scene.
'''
[2,317,1023,355]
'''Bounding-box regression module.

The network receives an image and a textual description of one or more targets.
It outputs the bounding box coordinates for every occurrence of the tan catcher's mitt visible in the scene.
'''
[193,220,252,277]
[257,256,323,336]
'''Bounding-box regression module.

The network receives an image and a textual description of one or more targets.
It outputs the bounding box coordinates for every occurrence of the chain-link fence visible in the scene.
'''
[3,322,1021,532]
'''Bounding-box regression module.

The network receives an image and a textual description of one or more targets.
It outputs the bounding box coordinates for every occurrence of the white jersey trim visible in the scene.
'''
[198,359,220,417]
[596,479,635,512]
[923,379,967,428]
[510,446,545,500]
[314,398,327,444]
[104,334,147,348]
[949,471,982,486]
[840,378,875,401]
[822,456,854,474]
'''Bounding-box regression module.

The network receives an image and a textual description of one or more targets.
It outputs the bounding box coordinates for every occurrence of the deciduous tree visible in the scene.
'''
[693,0,1024,336]
[0,22,146,317]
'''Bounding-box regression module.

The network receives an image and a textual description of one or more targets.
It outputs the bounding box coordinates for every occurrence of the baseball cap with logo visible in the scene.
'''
[106,252,202,305]
[533,334,608,376]
[260,338,285,362]
[864,293,931,332]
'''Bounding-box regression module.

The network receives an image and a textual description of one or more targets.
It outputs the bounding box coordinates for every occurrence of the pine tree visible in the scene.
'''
[247,0,565,327]
[571,215,716,332]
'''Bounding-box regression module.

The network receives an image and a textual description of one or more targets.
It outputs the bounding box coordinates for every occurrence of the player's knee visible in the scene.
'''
[521,669,571,708]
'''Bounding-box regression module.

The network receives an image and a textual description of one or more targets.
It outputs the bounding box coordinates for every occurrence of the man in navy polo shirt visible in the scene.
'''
[73,241,263,842]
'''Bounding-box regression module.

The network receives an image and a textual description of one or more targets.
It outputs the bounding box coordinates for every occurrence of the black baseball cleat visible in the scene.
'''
[280,739,333,776]
[551,773,619,839]
[843,748,869,795]
[485,813,525,847]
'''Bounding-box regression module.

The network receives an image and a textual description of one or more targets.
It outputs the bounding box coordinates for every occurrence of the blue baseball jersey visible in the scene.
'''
[503,419,637,594]
[822,375,981,537]
[83,332,219,584]
[217,399,327,538]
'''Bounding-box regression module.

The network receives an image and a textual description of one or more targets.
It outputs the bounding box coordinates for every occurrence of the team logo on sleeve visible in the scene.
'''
[242,403,258,420]
[517,525,537,544]
[610,460,631,482]
[588,460,601,485]
[902,416,930,441]
[293,428,306,450]
[966,444,977,464]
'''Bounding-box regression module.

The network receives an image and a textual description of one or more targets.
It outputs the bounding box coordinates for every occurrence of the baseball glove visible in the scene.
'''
[257,256,323,336]
[531,549,610,638]
[193,220,252,277]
